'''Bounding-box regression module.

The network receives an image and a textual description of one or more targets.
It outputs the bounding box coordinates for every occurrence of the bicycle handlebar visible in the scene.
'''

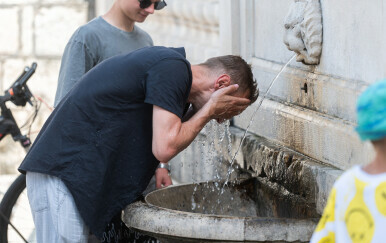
[0,63,37,148]
[0,62,37,106]
[14,62,37,90]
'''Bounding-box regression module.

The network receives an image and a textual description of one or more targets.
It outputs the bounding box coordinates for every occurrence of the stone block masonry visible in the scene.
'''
[0,7,19,55]
[0,0,88,174]
[35,5,88,56]
[0,0,88,59]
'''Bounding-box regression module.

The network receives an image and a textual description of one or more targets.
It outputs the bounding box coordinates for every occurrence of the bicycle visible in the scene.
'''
[0,63,40,243]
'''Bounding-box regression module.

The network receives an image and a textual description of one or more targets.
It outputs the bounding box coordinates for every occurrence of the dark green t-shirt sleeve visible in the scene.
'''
[144,58,191,119]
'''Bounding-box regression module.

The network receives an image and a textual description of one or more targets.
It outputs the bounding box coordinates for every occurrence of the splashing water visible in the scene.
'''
[191,119,231,210]
[189,119,235,212]
[220,54,297,193]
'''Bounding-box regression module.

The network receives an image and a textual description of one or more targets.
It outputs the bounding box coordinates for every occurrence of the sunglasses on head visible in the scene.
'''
[139,0,167,10]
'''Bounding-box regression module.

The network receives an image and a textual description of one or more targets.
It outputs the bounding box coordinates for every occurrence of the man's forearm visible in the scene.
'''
[152,104,212,162]
[174,104,212,150]
[152,84,249,162]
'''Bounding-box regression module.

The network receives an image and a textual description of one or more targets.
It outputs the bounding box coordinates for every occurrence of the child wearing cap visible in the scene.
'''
[310,79,386,243]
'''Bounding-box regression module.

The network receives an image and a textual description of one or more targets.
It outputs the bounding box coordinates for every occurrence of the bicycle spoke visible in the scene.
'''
[0,209,28,243]
[1,175,36,243]
[8,192,34,243]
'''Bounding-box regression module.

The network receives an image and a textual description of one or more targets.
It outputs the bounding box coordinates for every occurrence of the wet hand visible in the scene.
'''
[208,84,250,121]
[155,168,172,189]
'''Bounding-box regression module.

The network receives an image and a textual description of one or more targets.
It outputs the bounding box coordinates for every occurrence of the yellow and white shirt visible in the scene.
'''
[310,166,386,243]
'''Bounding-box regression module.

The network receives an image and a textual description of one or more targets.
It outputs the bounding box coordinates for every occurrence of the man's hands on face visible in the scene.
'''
[152,85,249,163]
[155,168,172,189]
[207,84,250,122]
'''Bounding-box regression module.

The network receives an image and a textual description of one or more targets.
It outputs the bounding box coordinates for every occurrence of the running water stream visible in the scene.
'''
[220,54,297,193]
[191,54,296,212]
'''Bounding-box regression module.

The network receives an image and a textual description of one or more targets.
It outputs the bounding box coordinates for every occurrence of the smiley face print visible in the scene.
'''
[317,231,335,243]
[345,209,374,243]
[375,182,386,216]
[344,178,374,243]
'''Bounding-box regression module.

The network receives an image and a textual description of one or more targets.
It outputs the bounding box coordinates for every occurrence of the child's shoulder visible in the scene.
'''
[333,166,361,187]
[334,165,386,188]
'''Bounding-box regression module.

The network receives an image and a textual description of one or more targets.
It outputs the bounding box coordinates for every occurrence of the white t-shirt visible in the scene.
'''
[310,165,386,243]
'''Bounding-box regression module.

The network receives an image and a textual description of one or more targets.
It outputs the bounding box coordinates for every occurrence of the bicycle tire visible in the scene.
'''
[0,174,32,243]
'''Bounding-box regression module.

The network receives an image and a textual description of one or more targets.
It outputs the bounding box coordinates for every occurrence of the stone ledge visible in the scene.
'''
[234,98,374,170]
[250,57,367,123]
[229,126,342,213]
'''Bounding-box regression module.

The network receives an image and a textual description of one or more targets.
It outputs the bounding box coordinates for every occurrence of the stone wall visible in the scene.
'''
[137,0,220,64]
[0,0,89,174]
[135,0,383,211]
[232,0,380,172]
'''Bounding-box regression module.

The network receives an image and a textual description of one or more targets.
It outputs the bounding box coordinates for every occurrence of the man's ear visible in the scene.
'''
[214,74,231,91]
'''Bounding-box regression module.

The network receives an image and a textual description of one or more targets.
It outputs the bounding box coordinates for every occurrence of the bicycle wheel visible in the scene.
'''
[0,174,35,243]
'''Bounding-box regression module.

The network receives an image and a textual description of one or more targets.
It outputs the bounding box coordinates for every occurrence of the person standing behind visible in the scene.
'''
[310,79,386,243]
[54,0,167,105]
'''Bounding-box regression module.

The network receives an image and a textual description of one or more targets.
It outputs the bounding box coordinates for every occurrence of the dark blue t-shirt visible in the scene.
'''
[19,46,192,237]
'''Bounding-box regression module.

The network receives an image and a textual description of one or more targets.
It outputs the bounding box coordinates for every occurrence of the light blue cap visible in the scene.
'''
[356,79,386,141]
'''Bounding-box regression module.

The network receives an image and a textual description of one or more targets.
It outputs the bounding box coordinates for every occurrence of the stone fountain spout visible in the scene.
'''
[283,0,323,65]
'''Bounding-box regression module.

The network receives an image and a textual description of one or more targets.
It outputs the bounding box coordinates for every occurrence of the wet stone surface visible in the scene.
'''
[124,178,320,243]
[146,177,319,219]
[229,127,342,213]
[131,229,307,243]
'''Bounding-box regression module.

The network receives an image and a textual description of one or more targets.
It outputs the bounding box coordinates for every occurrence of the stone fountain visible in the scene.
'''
[124,176,319,243]
[122,1,348,242]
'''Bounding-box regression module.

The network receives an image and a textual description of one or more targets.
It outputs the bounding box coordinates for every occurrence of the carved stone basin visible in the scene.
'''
[123,177,320,243]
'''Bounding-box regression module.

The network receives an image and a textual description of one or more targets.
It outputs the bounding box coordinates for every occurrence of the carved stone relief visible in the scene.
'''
[283,0,323,65]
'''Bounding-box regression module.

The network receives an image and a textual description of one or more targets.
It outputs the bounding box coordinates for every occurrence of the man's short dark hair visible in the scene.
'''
[200,55,259,103]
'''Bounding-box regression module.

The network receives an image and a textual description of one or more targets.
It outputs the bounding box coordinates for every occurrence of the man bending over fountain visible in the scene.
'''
[18,46,259,242]
[310,79,386,243]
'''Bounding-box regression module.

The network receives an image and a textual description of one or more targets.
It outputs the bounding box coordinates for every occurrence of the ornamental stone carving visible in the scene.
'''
[283,0,323,65]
